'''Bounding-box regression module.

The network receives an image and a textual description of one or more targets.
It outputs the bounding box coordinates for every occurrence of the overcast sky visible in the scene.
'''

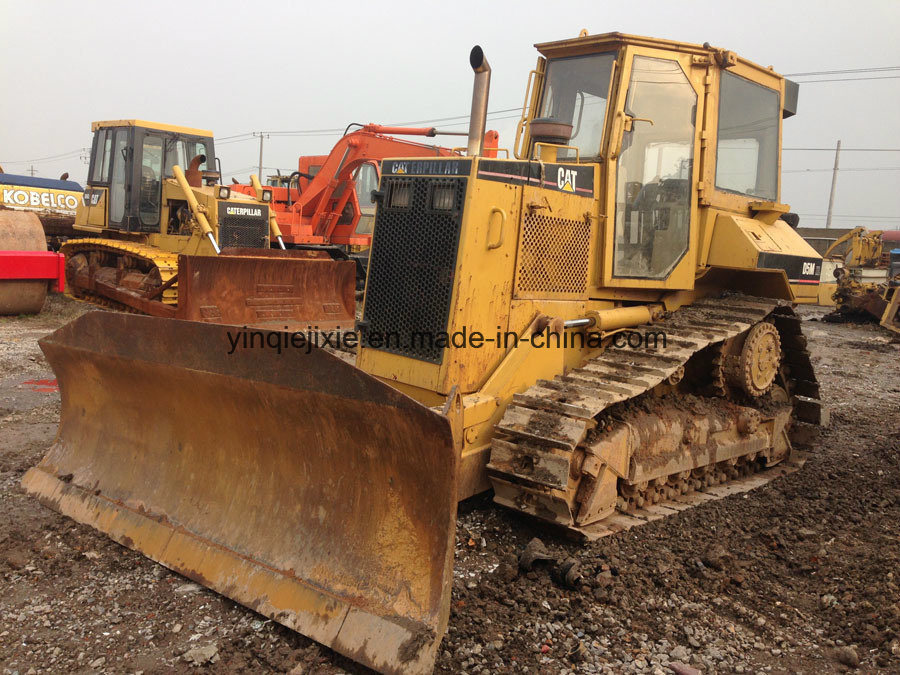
[2,0,898,230]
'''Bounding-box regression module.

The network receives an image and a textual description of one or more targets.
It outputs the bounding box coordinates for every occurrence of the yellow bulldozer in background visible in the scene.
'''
[821,226,900,331]
[34,119,354,327]
[24,32,826,675]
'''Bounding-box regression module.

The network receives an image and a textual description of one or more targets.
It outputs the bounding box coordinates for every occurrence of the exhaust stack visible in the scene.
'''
[467,46,491,156]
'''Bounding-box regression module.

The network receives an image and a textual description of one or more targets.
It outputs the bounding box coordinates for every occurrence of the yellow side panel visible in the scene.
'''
[707,214,821,269]
[443,177,522,394]
[74,188,108,231]
[513,186,596,301]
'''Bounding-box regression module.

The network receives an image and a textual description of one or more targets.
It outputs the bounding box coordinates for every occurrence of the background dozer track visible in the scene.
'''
[22,312,458,675]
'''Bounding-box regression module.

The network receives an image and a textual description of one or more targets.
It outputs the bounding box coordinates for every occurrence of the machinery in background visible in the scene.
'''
[823,226,900,326]
[54,120,354,328]
[0,211,65,314]
[879,248,900,334]
[25,34,826,674]
[0,169,83,250]
[232,124,498,283]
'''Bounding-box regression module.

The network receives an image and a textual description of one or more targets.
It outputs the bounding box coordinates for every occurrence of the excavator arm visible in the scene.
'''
[231,125,498,247]
[283,125,458,237]
[823,226,885,266]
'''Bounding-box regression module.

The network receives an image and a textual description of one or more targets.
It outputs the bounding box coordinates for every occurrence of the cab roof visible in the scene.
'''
[91,120,213,137]
[534,31,781,79]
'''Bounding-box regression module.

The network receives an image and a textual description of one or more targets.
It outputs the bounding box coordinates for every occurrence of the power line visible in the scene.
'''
[792,75,900,83]
[784,147,900,152]
[389,107,521,126]
[785,66,900,76]
[216,106,525,141]
[217,132,255,142]
[0,147,87,164]
[796,213,900,220]
[784,166,900,173]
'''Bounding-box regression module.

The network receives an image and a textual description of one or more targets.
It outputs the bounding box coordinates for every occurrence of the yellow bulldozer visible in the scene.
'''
[35,119,354,327]
[24,33,826,674]
[821,226,900,331]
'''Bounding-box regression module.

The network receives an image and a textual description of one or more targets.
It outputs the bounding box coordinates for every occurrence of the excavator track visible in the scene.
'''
[488,295,825,539]
[61,238,179,305]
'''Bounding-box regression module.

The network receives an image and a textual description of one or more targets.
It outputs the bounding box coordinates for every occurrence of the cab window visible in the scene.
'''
[355,163,378,208]
[108,129,130,225]
[716,72,779,200]
[354,163,379,234]
[539,53,616,159]
[140,135,163,228]
[164,138,209,176]
[613,56,696,279]
[90,129,113,183]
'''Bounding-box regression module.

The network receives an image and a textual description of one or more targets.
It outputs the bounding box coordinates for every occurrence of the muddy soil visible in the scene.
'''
[1,299,898,674]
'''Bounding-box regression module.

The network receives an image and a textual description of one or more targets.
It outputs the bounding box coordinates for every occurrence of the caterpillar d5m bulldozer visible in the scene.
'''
[56,120,354,327]
[24,34,826,675]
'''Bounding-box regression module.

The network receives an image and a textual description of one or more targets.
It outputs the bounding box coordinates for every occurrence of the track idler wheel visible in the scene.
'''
[726,321,782,397]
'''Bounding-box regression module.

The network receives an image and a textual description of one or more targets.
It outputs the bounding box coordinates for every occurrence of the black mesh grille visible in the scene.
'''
[219,214,268,248]
[362,176,467,364]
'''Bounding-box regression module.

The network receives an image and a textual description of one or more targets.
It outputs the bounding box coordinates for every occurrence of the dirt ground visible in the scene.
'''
[1,296,898,674]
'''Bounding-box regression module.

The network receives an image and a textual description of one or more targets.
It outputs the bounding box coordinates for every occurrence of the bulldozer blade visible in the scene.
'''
[176,249,356,331]
[22,312,458,675]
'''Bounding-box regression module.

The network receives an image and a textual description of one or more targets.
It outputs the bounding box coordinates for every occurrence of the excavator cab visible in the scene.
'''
[78,121,218,235]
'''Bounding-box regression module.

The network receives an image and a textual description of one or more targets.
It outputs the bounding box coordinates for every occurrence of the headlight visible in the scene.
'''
[217,186,231,200]
[389,183,410,208]
[261,189,273,203]
[432,185,455,210]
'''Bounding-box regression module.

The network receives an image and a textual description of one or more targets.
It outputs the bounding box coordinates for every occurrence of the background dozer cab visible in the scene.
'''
[61,120,354,328]
[25,33,826,674]
[231,123,498,284]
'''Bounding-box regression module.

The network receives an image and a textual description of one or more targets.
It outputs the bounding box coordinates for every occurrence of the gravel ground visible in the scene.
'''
[1,298,898,674]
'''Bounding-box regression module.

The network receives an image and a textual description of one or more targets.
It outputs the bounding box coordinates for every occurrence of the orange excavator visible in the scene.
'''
[232,124,499,282]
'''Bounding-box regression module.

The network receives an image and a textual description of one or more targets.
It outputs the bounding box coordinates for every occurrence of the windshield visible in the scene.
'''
[715,72,780,199]
[539,52,616,159]
[164,138,211,177]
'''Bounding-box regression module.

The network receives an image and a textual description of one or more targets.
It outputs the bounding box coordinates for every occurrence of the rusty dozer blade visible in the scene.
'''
[22,312,457,675]
[176,248,356,331]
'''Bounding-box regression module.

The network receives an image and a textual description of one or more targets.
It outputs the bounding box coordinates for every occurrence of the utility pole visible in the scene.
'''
[28,165,37,176]
[253,132,268,179]
[825,139,841,229]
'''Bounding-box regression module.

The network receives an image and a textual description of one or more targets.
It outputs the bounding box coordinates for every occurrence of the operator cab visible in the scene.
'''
[523,33,792,288]
[81,120,218,233]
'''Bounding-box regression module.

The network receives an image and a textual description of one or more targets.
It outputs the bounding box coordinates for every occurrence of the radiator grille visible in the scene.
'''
[219,214,268,249]
[362,176,467,364]
[515,213,591,295]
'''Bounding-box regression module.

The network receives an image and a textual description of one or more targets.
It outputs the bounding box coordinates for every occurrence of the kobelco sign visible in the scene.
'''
[1,188,80,213]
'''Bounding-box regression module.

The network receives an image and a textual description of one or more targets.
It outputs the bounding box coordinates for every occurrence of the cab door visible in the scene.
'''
[601,47,704,290]
[106,127,133,230]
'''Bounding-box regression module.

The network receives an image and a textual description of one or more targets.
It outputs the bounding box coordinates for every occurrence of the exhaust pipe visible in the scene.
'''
[467,46,491,157]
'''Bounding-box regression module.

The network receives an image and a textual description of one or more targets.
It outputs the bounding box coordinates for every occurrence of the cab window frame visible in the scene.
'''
[714,71,781,201]
[90,128,114,185]
[536,51,617,161]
